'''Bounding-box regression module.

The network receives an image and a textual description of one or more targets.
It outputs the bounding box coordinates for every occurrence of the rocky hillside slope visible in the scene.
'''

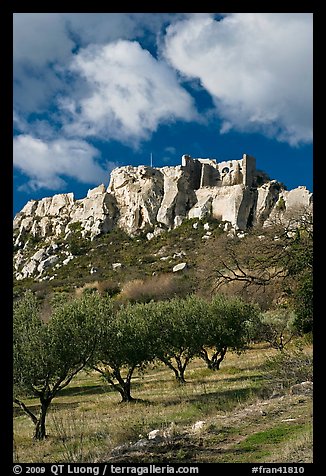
[13,153,312,285]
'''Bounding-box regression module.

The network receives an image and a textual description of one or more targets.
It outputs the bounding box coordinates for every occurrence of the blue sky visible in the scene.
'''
[13,13,313,215]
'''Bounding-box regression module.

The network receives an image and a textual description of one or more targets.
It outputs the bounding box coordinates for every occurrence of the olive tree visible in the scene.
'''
[199,295,259,370]
[256,308,297,350]
[92,302,156,402]
[147,296,207,383]
[13,291,103,439]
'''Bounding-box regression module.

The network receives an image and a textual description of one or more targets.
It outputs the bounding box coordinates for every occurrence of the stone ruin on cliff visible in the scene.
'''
[14,152,312,243]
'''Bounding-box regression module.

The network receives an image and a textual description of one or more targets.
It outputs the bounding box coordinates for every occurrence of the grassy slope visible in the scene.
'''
[13,343,313,464]
[13,219,313,463]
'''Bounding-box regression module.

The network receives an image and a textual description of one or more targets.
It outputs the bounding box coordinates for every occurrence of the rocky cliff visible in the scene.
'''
[13,153,312,281]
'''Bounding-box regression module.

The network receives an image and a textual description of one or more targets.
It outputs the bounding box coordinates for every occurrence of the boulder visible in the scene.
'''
[173,251,186,259]
[172,262,187,273]
[20,260,39,279]
[132,439,149,449]
[37,255,59,274]
[30,248,47,262]
[62,256,74,266]
[290,381,313,396]
[191,420,206,432]
[112,263,122,270]
[148,429,161,440]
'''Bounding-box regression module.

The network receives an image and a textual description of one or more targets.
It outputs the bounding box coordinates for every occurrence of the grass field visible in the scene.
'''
[13,343,313,464]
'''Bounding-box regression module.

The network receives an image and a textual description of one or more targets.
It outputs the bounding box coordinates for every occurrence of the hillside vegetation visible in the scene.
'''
[13,212,313,463]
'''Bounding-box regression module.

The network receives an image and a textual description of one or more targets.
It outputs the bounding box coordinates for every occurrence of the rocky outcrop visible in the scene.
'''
[13,154,313,281]
[108,166,164,234]
[189,184,257,229]
[266,186,313,225]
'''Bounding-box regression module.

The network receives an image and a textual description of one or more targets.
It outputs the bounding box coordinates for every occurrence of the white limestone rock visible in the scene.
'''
[70,192,117,238]
[13,250,25,270]
[62,256,74,265]
[87,184,106,198]
[108,165,164,234]
[191,420,206,432]
[172,262,187,273]
[31,248,48,262]
[265,186,313,226]
[290,381,313,396]
[157,166,196,229]
[255,181,281,225]
[37,255,59,274]
[112,263,122,270]
[148,429,161,440]
[20,260,39,279]
[190,184,256,229]
[188,196,213,220]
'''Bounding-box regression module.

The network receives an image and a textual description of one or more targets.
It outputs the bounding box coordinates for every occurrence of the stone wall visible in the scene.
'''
[181,153,256,188]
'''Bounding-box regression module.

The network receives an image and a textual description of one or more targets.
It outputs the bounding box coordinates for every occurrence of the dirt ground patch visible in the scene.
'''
[103,393,312,463]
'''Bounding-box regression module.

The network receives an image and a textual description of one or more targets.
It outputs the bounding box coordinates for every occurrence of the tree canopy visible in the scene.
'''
[14,291,103,439]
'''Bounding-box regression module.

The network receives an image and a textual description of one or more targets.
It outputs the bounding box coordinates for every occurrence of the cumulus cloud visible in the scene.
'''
[13,13,187,114]
[13,135,115,191]
[163,13,313,145]
[60,40,197,145]
[13,13,137,112]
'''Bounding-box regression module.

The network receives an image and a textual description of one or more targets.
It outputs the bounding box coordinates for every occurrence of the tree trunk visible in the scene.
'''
[176,370,186,384]
[210,347,227,370]
[160,356,189,383]
[33,398,51,440]
[176,356,188,384]
[114,366,136,403]
[200,346,227,371]
[119,380,135,403]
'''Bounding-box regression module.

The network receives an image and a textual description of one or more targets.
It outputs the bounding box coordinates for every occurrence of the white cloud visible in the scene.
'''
[163,13,313,145]
[60,40,197,145]
[13,13,187,114]
[13,13,74,113]
[13,135,115,191]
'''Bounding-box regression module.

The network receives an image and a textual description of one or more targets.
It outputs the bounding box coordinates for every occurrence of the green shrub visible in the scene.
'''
[276,196,286,212]
[263,346,313,390]
[256,308,297,350]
